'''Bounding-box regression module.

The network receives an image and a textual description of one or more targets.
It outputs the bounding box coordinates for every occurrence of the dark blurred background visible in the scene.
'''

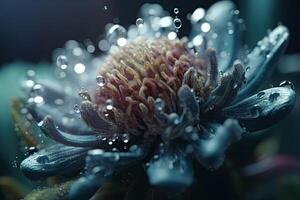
[0,0,300,66]
[1,0,300,200]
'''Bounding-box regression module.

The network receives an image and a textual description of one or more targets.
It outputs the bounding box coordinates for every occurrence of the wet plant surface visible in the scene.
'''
[0,1,300,200]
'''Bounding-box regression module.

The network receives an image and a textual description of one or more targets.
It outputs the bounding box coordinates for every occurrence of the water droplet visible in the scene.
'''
[173,17,182,29]
[192,35,204,47]
[122,133,130,143]
[279,80,294,89]
[257,91,265,98]
[96,75,106,87]
[201,22,211,32]
[136,18,144,28]
[167,31,177,40]
[98,40,110,51]
[26,70,36,80]
[269,92,280,102]
[28,146,38,155]
[155,98,165,111]
[54,98,64,105]
[92,166,103,174]
[174,8,179,14]
[56,55,68,69]
[79,88,90,100]
[36,155,49,164]
[153,154,159,160]
[103,5,108,10]
[31,84,44,97]
[87,45,95,53]
[74,63,86,74]
[89,149,104,156]
[74,104,80,113]
[12,160,18,168]
[116,37,127,47]
[106,24,127,46]
[37,120,44,127]
[227,22,234,35]
[33,96,44,104]
[105,99,113,110]
[250,105,262,117]
[114,153,120,161]
[191,8,205,23]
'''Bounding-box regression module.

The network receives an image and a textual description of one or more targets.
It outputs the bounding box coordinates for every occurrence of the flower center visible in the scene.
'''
[94,37,211,137]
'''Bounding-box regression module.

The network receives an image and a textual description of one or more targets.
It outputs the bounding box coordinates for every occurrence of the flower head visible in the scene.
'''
[18,1,295,199]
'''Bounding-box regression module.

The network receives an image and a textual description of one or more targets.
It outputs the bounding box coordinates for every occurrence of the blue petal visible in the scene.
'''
[146,145,193,194]
[20,144,89,180]
[69,145,148,200]
[80,100,115,133]
[27,103,92,134]
[191,119,243,169]
[222,86,296,131]
[192,1,240,71]
[234,25,289,103]
[39,116,107,147]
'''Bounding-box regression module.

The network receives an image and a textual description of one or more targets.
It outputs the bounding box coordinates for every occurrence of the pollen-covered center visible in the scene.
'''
[94,37,212,137]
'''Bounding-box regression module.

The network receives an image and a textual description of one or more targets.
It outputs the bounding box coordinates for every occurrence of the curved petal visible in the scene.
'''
[204,62,245,111]
[222,86,296,131]
[191,119,243,169]
[203,1,240,71]
[20,144,89,180]
[39,116,108,147]
[69,145,148,200]
[27,103,92,134]
[146,145,194,195]
[80,100,115,133]
[234,25,289,102]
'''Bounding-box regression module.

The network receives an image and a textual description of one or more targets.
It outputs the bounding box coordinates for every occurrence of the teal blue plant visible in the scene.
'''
[18,1,295,199]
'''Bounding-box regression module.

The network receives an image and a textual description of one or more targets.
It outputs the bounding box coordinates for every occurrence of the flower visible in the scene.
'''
[17,1,295,199]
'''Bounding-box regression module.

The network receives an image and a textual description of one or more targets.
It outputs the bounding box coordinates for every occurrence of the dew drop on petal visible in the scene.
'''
[36,155,49,164]
[250,105,262,117]
[96,75,106,87]
[105,99,114,110]
[257,91,265,98]
[269,92,280,102]
[155,98,165,111]
[279,80,294,89]
[73,104,80,113]
[28,146,38,155]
